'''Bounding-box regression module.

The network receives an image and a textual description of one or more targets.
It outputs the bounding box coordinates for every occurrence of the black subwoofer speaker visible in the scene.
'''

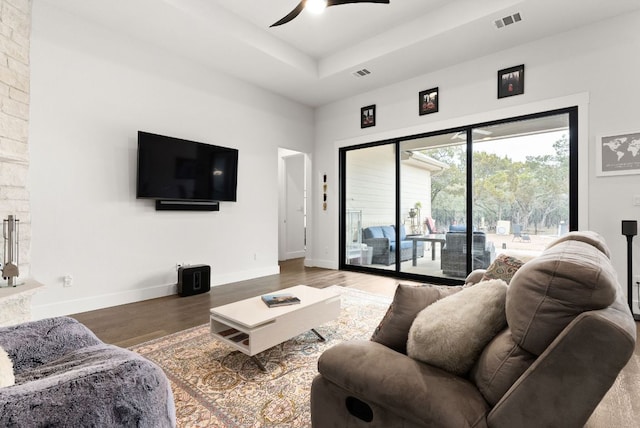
[177,265,211,297]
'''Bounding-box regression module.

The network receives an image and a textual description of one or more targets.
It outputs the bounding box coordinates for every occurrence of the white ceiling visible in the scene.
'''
[43,0,640,107]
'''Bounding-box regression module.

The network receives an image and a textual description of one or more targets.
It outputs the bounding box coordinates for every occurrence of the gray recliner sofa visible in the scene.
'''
[311,231,636,427]
[0,316,176,427]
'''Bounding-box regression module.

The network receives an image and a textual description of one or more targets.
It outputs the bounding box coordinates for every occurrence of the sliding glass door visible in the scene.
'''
[340,108,577,282]
[471,115,571,270]
[343,144,396,270]
[398,131,466,278]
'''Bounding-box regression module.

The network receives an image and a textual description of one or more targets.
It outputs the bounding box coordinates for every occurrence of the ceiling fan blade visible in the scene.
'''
[271,0,390,27]
[328,0,390,6]
[270,1,306,27]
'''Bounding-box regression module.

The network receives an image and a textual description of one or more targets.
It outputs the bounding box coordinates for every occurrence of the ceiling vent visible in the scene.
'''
[494,12,522,29]
[352,68,371,78]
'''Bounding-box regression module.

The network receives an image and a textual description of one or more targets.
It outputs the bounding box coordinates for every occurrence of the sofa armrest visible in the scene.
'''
[488,297,636,428]
[0,317,102,374]
[317,340,489,427]
[363,237,390,255]
[466,269,487,285]
[0,344,176,427]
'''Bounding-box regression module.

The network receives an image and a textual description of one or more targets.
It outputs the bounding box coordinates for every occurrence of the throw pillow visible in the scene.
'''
[481,253,525,284]
[407,279,508,376]
[370,283,463,354]
[0,346,15,388]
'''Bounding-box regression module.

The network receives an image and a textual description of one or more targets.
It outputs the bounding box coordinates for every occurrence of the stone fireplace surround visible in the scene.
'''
[0,0,32,286]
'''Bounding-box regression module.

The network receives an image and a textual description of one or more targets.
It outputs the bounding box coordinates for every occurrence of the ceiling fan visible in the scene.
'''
[270,0,390,28]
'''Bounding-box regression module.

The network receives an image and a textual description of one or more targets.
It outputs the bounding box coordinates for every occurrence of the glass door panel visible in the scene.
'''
[471,113,570,271]
[344,144,397,271]
[399,132,467,278]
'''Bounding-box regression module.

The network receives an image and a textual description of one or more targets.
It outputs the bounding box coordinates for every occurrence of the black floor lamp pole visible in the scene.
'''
[622,220,638,320]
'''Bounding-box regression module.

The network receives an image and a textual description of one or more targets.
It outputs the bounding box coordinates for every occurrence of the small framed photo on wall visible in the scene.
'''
[497,64,525,98]
[360,105,376,128]
[419,87,439,115]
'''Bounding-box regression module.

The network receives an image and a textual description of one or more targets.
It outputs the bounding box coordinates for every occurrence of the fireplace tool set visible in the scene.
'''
[2,215,20,287]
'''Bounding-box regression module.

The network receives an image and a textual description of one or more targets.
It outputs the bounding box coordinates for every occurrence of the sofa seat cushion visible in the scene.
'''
[507,239,618,356]
[371,284,463,354]
[407,280,508,376]
[389,240,415,252]
[318,340,490,427]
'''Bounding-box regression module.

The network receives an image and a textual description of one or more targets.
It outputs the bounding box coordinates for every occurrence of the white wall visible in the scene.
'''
[311,11,640,309]
[28,2,314,318]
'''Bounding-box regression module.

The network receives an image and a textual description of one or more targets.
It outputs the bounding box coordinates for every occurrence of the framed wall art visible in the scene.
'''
[498,64,525,98]
[596,131,640,176]
[360,105,376,128]
[419,87,439,115]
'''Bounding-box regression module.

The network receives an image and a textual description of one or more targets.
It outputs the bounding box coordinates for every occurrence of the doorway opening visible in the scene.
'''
[278,149,309,261]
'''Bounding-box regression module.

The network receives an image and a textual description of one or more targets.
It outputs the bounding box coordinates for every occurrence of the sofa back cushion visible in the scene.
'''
[371,284,463,354]
[507,239,618,356]
[470,329,536,406]
[545,230,611,258]
[363,226,384,239]
[381,226,396,242]
[399,224,407,240]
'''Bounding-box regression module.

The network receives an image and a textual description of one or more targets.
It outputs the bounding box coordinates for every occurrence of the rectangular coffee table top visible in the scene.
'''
[210,284,341,329]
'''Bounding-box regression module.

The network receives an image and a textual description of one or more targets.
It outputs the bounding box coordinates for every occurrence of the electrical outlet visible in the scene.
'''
[634,195,640,206]
[63,275,73,287]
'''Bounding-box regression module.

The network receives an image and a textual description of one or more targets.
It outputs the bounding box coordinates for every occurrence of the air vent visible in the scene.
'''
[352,68,371,78]
[494,12,522,29]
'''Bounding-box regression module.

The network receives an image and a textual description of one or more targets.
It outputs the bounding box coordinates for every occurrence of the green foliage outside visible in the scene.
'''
[426,135,569,234]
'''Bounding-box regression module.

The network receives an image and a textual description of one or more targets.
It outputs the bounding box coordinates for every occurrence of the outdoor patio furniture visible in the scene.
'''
[512,224,531,242]
[363,225,424,266]
[441,232,495,277]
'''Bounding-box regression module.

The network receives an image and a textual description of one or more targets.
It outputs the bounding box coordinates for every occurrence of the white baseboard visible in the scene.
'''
[32,265,281,320]
[304,258,337,270]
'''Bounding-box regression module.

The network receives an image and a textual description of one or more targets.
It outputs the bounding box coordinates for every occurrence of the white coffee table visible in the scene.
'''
[209,284,341,371]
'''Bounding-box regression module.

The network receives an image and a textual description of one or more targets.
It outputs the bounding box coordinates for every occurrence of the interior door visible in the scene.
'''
[284,154,306,260]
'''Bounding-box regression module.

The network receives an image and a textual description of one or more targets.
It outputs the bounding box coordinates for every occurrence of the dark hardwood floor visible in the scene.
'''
[71,259,417,348]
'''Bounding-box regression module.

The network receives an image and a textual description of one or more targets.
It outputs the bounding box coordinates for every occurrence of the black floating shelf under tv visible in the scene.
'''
[155,200,220,211]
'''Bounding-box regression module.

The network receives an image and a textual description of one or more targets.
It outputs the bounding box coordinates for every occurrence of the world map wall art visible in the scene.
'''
[596,130,640,176]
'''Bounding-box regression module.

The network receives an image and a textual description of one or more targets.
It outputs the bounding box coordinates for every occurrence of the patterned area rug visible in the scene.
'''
[130,286,391,427]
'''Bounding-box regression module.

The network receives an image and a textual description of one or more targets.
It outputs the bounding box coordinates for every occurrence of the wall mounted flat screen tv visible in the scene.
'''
[136,131,238,202]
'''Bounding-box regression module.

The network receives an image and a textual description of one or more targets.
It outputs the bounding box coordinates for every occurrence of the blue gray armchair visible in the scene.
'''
[363,225,424,265]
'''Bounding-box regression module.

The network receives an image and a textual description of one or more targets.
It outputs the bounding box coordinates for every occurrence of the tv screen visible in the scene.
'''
[136,131,238,202]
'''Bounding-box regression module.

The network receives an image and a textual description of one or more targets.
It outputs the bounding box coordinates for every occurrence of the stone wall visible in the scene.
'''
[0,0,31,282]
